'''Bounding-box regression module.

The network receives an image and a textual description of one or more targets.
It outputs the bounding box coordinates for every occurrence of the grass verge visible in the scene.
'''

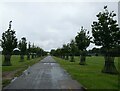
[1,55,45,87]
[53,56,118,90]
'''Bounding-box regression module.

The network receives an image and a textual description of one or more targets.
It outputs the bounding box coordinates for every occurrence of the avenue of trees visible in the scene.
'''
[50,26,91,64]
[0,21,47,66]
[0,6,119,75]
[50,6,119,74]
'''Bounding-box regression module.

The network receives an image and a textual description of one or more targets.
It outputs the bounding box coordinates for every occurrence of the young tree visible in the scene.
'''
[1,21,17,66]
[55,48,62,58]
[61,45,66,59]
[35,47,43,57]
[18,37,27,61]
[91,6,120,74]
[75,26,91,65]
[69,40,77,62]
[62,44,70,60]
[65,43,70,60]
[27,42,31,60]
[50,49,56,56]
[30,43,35,59]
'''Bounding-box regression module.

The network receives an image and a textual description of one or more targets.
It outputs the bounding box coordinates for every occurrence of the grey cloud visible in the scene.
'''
[0,2,118,51]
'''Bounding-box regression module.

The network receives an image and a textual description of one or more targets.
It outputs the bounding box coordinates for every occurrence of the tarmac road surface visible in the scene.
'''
[3,56,85,91]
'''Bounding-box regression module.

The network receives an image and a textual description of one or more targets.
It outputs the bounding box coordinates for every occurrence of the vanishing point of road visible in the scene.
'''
[3,56,85,91]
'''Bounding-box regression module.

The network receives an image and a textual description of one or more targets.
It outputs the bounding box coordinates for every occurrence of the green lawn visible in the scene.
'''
[54,56,119,90]
[2,55,44,72]
[1,55,44,87]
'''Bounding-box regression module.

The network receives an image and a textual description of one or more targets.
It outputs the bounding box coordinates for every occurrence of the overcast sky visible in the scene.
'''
[0,1,118,52]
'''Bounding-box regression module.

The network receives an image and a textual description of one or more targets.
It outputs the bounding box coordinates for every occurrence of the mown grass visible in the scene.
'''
[1,55,44,72]
[1,55,44,87]
[54,56,119,90]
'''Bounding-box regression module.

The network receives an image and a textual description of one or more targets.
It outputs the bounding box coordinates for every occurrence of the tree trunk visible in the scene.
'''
[27,53,30,60]
[65,53,69,60]
[32,54,34,59]
[20,54,24,61]
[79,55,86,65]
[79,51,86,65]
[62,55,65,59]
[102,56,118,74]
[3,54,12,66]
[34,54,36,58]
[70,54,74,62]
[66,55,69,60]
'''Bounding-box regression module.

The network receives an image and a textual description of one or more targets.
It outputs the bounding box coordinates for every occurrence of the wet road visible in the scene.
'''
[3,56,84,90]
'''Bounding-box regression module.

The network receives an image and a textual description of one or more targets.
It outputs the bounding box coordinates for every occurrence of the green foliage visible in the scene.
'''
[18,37,27,55]
[91,6,120,49]
[91,6,119,74]
[27,41,31,53]
[75,26,91,65]
[18,37,27,61]
[1,21,17,55]
[75,26,91,51]
[36,47,45,56]
[54,48,62,57]
[69,40,77,62]
[63,44,70,55]
[64,43,70,60]
[27,42,31,60]
[70,40,77,55]
[29,43,47,57]
[50,49,56,56]
[62,44,70,59]
[1,21,17,66]
[30,43,35,53]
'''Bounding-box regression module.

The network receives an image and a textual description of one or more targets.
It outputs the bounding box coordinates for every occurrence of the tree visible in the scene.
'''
[36,47,43,57]
[1,21,17,66]
[65,43,70,60]
[55,48,62,58]
[62,44,70,60]
[18,37,27,61]
[27,42,31,60]
[69,40,77,62]
[30,43,36,59]
[62,44,66,59]
[75,26,91,65]
[50,49,56,56]
[91,6,120,74]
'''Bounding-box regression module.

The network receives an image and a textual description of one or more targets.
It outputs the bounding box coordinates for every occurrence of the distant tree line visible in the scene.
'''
[0,21,47,66]
[50,26,91,64]
[88,47,120,57]
[50,6,120,74]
